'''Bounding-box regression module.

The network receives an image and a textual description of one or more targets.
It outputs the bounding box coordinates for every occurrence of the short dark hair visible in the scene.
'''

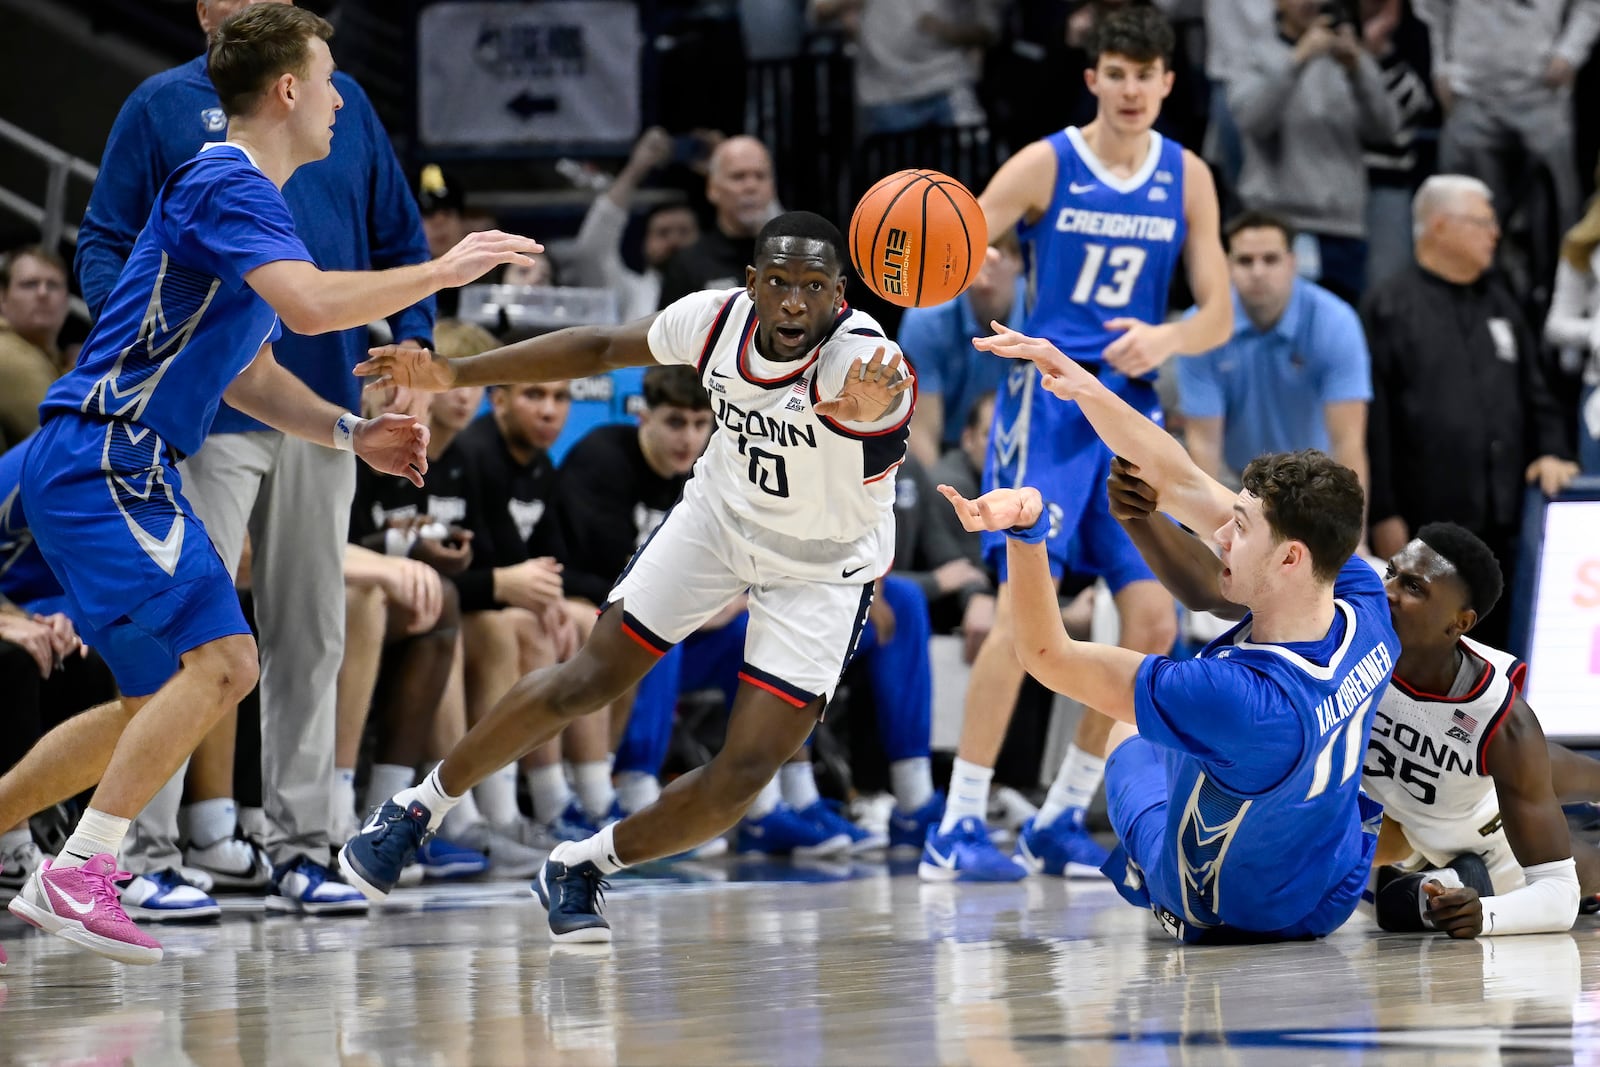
[1239,450,1365,584]
[1088,6,1176,67]
[755,211,846,274]
[643,365,711,412]
[207,5,334,119]
[1416,522,1504,625]
[1223,210,1297,254]
[0,244,67,291]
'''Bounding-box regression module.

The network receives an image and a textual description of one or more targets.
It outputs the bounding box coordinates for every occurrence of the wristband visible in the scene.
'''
[333,411,365,452]
[1006,508,1051,544]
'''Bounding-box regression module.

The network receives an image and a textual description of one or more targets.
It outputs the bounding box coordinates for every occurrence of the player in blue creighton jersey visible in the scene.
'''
[4,6,536,966]
[930,5,1234,883]
[944,325,1397,941]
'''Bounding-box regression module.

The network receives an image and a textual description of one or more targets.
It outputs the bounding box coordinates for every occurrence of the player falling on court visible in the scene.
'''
[2,6,537,965]
[342,211,915,942]
[1105,464,1595,937]
[944,325,1397,941]
[925,5,1234,882]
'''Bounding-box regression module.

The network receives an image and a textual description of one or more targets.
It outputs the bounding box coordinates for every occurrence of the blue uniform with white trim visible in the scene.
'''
[983,127,1187,590]
[21,142,314,695]
[1104,556,1399,940]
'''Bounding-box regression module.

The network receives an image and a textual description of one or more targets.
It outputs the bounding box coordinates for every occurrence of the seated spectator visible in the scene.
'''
[657,136,777,307]
[1418,0,1598,232]
[898,231,1020,468]
[928,391,999,658]
[1544,169,1600,473]
[809,0,1001,138]
[1173,211,1372,494]
[416,165,471,317]
[1364,175,1578,647]
[1229,0,1401,302]
[566,127,703,323]
[0,247,71,448]
[893,453,992,635]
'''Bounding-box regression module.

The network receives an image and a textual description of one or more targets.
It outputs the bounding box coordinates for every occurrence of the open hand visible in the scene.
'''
[354,413,430,488]
[1424,879,1483,939]
[973,321,1096,399]
[937,483,1043,533]
[356,345,457,394]
[436,229,545,289]
[814,347,913,422]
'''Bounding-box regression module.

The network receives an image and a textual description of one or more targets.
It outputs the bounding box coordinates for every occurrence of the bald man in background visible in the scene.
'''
[657,135,780,307]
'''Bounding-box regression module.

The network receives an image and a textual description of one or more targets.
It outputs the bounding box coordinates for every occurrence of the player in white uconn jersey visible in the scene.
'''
[341,212,916,941]
[1366,523,1596,937]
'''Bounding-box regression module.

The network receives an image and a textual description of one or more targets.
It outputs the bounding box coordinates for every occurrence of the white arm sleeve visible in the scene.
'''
[1481,857,1580,936]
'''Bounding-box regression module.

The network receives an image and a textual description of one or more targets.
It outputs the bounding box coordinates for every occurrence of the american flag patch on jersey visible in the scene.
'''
[1453,709,1478,732]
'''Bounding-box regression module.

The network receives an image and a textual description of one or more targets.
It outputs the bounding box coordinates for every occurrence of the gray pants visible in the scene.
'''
[1439,89,1580,232]
[124,432,355,872]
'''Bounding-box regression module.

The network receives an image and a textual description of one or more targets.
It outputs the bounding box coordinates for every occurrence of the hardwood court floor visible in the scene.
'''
[1,856,1597,1066]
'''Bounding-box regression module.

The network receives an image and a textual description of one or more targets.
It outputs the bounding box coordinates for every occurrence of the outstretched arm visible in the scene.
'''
[975,324,1236,534]
[937,483,1143,721]
[356,315,662,393]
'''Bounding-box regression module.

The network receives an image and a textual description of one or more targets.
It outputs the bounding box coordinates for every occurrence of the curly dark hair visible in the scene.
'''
[1416,522,1504,626]
[643,365,711,412]
[1239,450,1364,584]
[1088,6,1176,67]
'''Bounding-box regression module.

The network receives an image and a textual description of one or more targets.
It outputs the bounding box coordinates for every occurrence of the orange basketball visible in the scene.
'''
[848,169,988,308]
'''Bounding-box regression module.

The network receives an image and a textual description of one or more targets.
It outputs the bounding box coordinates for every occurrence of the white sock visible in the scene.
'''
[614,771,661,814]
[573,760,615,819]
[1035,745,1105,830]
[780,761,821,811]
[393,765,462,832]
[526,764,574,823]
[553,823,624,875]
[366,764,416,816]
[184,798,238,850]
[334,767,357,827]
[746,776,783,820]
[437,790,485,841]
[939,758,994,835]
[890,757,934,814]
[59,807,132,868]
[0,828,31,854]
[474,766,522,825]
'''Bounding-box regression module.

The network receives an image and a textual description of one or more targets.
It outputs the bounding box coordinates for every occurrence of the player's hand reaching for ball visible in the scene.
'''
[435,229,545,289]
[974,322,1097,400]
[937,484,1044,534]
[815,347,913,422]
[354,413,430,488]
[1423,880,1484,939]
[356,345,457,394]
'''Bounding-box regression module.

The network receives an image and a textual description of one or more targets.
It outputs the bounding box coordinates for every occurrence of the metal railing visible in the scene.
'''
[0,116,99,254]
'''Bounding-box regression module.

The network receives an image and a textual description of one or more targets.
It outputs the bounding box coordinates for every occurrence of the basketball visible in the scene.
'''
[848,169,988,308]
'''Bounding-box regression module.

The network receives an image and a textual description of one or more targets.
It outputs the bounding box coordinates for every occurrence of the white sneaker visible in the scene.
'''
[0,838,48,899]
[121,868,222,922]
[185,835,272,891]
[457,820,549,878]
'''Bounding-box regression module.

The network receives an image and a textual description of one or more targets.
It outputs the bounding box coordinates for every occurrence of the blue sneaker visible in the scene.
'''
[415,835,490,880]
[796,800,887,853]
[545,799,600,843]
[1014,815,1110,878]
[120,868,221,922]
[338,798,432,901]
[531,847,612,943]
[918,816,1028,882]
[736,803,852,858]
[889,792,946,851]
[266,855,368,915]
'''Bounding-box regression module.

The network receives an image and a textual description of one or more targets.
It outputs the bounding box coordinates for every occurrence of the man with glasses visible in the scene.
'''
[1362,174,1577,648]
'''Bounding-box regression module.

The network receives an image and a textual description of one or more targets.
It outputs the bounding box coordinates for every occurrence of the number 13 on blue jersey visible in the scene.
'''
[1070,244,1147,308]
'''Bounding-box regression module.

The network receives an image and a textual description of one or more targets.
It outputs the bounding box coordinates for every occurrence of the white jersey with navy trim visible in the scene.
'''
[1363,636,1528,888]
[646,288,913,581]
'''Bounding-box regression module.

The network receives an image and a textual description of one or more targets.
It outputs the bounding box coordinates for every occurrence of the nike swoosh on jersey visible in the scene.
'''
[1069,182,1097,194]
[842,564,870,578]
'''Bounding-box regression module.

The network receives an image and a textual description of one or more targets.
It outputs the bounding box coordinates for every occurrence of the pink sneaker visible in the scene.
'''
[7,855,163,965]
